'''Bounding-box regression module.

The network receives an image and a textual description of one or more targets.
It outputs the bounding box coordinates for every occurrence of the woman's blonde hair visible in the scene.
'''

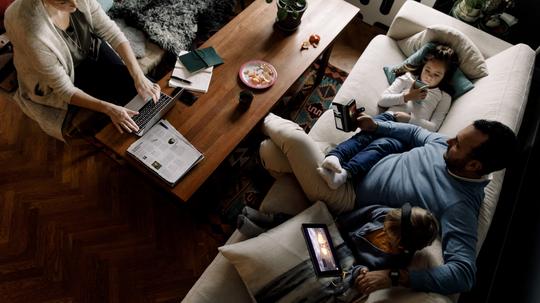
[384,206,439,251]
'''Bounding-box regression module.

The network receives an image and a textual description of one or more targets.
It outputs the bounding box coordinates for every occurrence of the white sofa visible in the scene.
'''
[183,2,536,302]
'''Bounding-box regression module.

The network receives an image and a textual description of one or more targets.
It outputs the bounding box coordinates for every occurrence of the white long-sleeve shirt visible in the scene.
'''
[377,72,451,132]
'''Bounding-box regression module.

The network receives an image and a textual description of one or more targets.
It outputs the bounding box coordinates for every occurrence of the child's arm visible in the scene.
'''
[409,93,452,132]
[377,74,411,107]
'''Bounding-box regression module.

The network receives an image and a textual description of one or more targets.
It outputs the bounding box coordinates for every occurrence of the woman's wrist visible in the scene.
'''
[99,100,114,115]
[131,68,146,85]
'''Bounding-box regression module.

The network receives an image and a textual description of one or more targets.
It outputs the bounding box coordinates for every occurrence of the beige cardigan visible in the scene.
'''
[5,0,128,140]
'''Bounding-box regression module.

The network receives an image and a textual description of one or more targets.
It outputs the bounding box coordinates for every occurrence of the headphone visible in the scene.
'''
[400,203,413,254]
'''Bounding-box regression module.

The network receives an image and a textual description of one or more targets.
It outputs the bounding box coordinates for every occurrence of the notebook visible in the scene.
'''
[125,87,183,136]
[178,47,223,73]
[168,51,213,93]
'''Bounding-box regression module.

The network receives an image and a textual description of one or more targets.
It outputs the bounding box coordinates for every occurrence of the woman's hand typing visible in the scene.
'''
[135,76,161,103]
[104,103,140,134]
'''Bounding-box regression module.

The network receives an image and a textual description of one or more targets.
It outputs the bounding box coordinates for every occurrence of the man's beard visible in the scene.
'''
[444,151,468,174]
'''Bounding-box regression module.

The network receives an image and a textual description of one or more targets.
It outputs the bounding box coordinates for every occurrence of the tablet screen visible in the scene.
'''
[301,224,341,277]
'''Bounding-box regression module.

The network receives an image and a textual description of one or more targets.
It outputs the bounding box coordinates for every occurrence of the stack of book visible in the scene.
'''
[168,47,223,93]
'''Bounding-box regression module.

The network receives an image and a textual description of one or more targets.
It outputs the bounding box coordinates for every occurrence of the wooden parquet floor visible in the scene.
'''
[0,92,226,303]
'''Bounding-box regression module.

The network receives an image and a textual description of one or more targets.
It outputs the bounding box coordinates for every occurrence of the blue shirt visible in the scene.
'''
[355,121,489,294]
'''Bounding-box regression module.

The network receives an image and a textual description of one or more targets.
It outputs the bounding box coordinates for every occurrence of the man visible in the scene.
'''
[260,112,518,295]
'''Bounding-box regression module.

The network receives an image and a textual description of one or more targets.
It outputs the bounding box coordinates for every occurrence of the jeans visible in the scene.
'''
[327,112,405,178]
[74,40,137,106]
[62,41,138,136]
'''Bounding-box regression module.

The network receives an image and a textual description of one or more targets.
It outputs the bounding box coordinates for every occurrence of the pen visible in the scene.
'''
[159,121,169,129]
[171,75,192,85]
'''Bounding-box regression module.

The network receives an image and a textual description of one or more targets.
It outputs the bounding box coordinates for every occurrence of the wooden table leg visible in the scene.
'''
[314,42,334,87]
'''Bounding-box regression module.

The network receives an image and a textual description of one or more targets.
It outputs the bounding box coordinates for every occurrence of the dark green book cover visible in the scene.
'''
[179,47,223,73]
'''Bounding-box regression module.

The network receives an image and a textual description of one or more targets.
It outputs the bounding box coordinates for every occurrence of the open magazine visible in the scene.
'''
[127,119,203,187]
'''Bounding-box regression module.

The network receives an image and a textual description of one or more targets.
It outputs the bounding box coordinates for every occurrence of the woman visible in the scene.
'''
[4,0,160,140]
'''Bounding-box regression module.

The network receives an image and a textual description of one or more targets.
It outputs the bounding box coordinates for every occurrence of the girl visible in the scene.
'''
[255,204,439,303]
[318,44,458,189]
[379,43,458,132]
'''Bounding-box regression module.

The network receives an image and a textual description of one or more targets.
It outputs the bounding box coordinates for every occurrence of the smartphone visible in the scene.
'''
[301,223,341,277]
[414,79,429,90]
[179,90,198,106]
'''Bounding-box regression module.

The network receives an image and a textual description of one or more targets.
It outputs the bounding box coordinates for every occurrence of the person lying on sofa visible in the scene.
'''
[260,113,518,294]
[4,0,161,141]
[318,43,458,190]
[255,204,439,302]
[379,43,457,131]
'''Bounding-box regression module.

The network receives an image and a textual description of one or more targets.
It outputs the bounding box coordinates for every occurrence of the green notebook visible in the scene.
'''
[178,47,224,73]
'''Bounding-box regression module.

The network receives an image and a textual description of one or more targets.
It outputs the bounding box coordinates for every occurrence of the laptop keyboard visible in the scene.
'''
[132,93,174,130]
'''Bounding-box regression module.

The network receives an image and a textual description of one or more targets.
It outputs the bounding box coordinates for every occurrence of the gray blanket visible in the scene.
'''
[109,0,237,55]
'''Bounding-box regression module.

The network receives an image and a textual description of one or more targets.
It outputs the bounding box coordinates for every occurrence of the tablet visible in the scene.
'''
[301,223,341,277]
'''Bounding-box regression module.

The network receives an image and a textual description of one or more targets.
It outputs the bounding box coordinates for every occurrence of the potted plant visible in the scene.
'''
[266,0,308,31]
[452,0,486,23]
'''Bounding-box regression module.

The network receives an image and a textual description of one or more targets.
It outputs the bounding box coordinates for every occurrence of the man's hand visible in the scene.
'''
[355,269,391,294]
[356,113,378,132]
[393,111,411,123]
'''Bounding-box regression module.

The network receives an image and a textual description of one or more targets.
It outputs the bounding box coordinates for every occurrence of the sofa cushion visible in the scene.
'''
[181,230,253,303]
[382,42,474,99]
[218,201,343,297]
[437,44,534,137]
[327,35,404,117]
[259,174,311,216]
[397,25,488,79]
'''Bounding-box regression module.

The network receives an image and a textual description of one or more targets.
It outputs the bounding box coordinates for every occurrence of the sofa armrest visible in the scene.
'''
[181,230,253,303]
[387,1,511,59]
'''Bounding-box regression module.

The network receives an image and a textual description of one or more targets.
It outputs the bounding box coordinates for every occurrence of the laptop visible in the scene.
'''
[125,87,184,136]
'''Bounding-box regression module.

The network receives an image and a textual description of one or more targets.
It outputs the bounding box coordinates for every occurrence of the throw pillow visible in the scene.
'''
[219,201,345,297]
[397,24,488,79]
[383,42,474,99]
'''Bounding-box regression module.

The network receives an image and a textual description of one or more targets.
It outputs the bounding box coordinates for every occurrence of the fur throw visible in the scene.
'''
[109,0,237,55]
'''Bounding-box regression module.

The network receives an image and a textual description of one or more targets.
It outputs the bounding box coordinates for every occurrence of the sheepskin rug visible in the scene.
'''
[109,0,237,54]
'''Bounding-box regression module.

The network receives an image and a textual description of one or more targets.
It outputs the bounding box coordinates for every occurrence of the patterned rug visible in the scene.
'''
[281,63,349,132]
[191,62,349,234]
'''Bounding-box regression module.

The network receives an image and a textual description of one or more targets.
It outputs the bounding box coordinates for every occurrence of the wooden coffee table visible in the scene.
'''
[96,0,359,202]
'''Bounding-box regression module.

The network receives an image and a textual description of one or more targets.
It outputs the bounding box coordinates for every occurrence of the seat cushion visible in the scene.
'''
[328,35,405,117]
[309,35,405,154]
